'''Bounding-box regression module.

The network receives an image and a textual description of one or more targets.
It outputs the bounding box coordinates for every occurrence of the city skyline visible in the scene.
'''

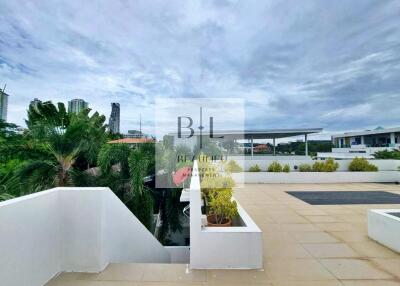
[0,1,399,137]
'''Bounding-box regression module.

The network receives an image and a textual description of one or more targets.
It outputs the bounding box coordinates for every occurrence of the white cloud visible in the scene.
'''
[0,0,399,136]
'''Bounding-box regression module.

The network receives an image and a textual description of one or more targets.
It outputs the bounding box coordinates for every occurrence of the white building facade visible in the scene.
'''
[318,127,400,159]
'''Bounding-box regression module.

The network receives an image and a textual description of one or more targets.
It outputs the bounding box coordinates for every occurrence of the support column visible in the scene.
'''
[305,134,308,156]
[273,138,276,156]
[251,137,254,157]
[361,135,365,145]
[390,132,395,145]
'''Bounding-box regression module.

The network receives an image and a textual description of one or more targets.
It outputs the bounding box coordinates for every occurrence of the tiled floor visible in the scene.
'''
[46,183,400,286]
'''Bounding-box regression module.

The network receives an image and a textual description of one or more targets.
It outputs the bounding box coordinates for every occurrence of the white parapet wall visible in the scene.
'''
[190,161,263,269]
[368,209,400,253]
[0,187,170,286]
[232,171,400,184]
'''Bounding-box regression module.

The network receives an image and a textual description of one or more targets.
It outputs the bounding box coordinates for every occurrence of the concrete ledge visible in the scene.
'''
[368,209,400,253]
[233,171,400,184]
[164,246,190,263]
[190,161,263,270]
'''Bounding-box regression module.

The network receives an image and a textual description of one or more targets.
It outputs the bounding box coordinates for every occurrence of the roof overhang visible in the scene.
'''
[332,127,400,139]
[169,128,323,140]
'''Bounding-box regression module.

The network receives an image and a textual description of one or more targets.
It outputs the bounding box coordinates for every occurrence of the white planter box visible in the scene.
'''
[368,209,400,253]
[190,161,263,269]
[233,171,400,184]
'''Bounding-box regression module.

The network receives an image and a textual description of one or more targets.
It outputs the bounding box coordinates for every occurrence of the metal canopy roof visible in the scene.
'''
[170,128,323,139]
[239,128,322,139]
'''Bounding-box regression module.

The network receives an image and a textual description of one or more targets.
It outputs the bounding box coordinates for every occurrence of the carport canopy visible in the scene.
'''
[212,128,323,156]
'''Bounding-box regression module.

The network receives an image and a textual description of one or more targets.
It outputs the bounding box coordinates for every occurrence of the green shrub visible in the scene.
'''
[249,164,261,172]
[283,164,290,173]
[208,188,238,224]
[348,157,378,172]
[324,158,339,172]
[267,161,282,172]
[312,158,339,172]
[312,161,325,172]
[299,163,312,172]
[224,160,243,173]
[373,150,400,160]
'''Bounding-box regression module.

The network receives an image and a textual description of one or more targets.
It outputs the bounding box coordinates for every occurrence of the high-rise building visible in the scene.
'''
[30,98,41,110]
[68,99,88,114]
[109,103,120,134]
[0,88,9,121]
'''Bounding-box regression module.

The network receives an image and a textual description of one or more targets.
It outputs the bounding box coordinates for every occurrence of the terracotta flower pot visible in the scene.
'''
[207,214,232,227]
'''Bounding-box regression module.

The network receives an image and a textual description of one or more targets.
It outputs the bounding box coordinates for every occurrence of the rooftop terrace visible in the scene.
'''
[46,183,400,286]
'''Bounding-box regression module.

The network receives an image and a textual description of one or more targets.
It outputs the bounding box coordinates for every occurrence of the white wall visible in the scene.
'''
[190,161,263,269]
[368,210,400,253]
[0,190,61,286]
[233,171,400,184]
[165,246,190,263]
[0,187,170,286]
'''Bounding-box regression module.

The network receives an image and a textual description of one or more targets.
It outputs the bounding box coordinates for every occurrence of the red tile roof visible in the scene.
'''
[108,138,155,144]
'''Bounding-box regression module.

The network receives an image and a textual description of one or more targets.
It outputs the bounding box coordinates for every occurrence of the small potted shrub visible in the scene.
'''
[249,164,261,172]
[348,157,378,172]
[207,188,238,227]
[267,161,282,172]
[283,164,290,173]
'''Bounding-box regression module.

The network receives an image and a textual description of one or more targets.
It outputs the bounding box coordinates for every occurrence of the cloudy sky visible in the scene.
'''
[0,0,399,139]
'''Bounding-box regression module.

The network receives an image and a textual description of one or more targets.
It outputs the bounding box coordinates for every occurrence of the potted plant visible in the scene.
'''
[207,188,238,227]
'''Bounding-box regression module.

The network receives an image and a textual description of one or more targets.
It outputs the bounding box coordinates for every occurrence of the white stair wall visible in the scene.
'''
[0,187,170,286]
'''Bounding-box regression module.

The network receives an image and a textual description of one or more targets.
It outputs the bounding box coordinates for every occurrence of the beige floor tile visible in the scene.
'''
[292,232,339,243]
[349,241,400,258]
[263,231,297,243]
[329,231,369,243]
[305,215,342,223]
[341,280,400,286]
[334,214,366,223]
[270,214,310,224]
[371,258,400,278]
[141,264,206,282]
[302,243,359,258]
[139,283,206,286]
[319,258,394,280]
[280,223,320,232]
[206,268,270,284]
[47,281,139,286]
[265,259,336,281]
[273,281,344,286]
[323,209,358,215]
[293,209,329,216]
[264,243,312,258]
[315,223,354,232]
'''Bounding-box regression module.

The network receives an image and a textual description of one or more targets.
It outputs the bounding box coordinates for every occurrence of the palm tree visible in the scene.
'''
[97,143,154,230]
[19,101,107,190]
[128,148,154,230]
